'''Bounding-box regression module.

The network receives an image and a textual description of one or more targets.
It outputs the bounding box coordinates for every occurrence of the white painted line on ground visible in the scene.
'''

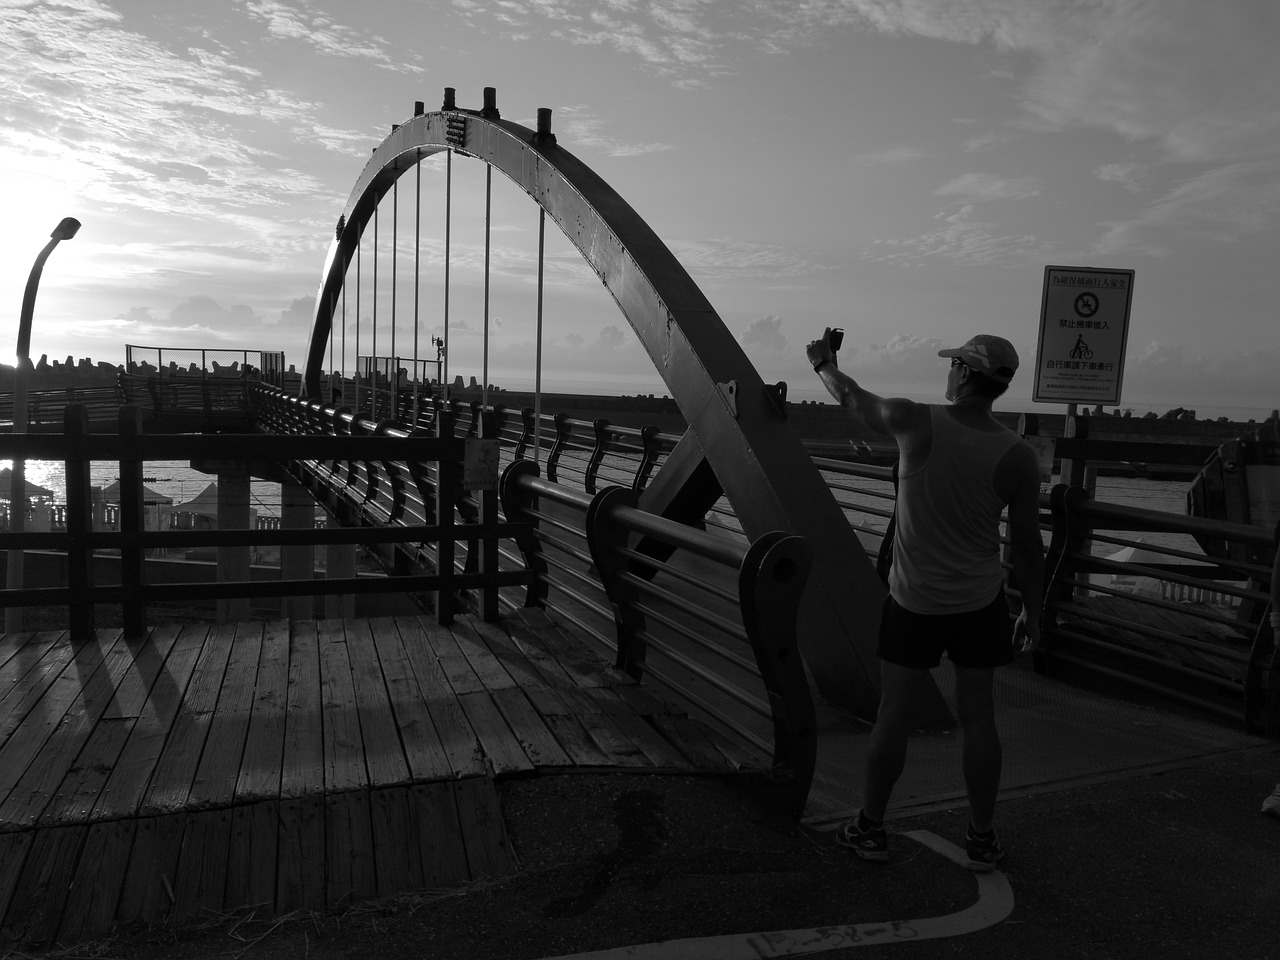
[535,830,1014,960]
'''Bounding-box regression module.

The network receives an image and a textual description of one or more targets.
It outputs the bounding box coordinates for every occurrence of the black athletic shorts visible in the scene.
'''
[877,592,1014,670]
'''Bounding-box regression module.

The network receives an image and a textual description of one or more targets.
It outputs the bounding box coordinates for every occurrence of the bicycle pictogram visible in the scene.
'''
[1069,334,1093,360]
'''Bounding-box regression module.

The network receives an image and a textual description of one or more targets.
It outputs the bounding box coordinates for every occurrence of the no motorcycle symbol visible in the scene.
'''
[1074,293,1099,318]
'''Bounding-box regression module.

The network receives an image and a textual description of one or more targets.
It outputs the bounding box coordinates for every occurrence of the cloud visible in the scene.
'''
[854,146,925,167]
[868,204,1049,267]
[670,238,832,282]
[934,173,1040,203]
[553,105,675,157]
[1094,160,1280,257]
[740,314,789,357]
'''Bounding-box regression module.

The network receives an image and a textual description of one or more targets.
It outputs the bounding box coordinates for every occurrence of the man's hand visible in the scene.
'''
[806,327,839,371]
[1013,608,1041,655]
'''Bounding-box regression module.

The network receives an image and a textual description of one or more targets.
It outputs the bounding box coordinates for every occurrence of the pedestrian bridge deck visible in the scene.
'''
[0,610,760,951]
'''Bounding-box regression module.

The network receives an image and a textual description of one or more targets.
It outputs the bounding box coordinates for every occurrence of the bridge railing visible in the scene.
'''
[478,403,1278,734]
[500,460,816,816]
[0,403,536,637]
[1038,486,1278,731]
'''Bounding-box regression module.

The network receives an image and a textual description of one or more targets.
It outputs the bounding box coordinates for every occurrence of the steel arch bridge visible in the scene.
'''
[301,88,940,720]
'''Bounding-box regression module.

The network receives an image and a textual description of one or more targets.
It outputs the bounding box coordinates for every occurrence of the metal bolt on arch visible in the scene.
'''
[302,87,948,721]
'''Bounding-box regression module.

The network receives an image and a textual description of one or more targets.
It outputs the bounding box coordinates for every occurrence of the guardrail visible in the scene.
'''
[500,461,816,816]
[0,403,535,637]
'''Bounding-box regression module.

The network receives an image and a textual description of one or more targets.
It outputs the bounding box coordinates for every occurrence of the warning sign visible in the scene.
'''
[1033,265,1134,405]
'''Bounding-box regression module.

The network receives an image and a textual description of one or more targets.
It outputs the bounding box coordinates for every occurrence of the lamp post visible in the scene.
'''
[6,217,81,632]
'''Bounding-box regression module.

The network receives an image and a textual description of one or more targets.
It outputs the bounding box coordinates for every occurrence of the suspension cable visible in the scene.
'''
[443,148,452,406]
[535,207,546,464]
[482,163,492,410]
[372,204,379,417]
[413,148,422,425]
[391,178,398,415]
[354,237,362,413]
[340,251,347,406]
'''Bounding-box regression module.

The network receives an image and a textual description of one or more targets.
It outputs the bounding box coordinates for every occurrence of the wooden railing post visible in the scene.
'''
[64,405,95,640]
[499,461,548,609]
[514,406,536,460]
[633,425,661,493]
[1245,520,1280,736]
[117,405,147,638]
[546,412,570,483]
[435,410,457,624]
[584,418,610,494]
[585,486,648,678]
[1039,483,1091,672]
[738,531,816,819]
[479,409,501,622]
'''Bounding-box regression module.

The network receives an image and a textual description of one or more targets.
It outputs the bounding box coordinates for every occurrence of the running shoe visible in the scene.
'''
[965,825,1005,872]
[1262,785,1280,818]
[835,811,889,861]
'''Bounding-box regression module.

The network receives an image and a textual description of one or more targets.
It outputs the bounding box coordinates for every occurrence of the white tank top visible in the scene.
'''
[888,406,1022,614]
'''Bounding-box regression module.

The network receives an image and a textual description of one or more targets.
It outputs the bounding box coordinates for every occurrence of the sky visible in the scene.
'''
[2,0,1278,420]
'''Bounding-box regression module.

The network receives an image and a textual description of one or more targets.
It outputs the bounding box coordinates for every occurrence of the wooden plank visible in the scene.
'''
[450,616,521,691]
[0,832,33,936]
[281,621,325,799]
[116,813,186,927]
[427,617,490,695]
[276,797,324,913]
[140,623,237,816]
[344,619,411,787]
[456,691,535,775]
[236,621,290,802]
[0,632,88,759]
[370,786,420,897]
[56,819,135,946]
[188,623,264,808]
[0,632,126,829]
[15,628,184,828]
[94,626,209,821]
[521,686,612,766]
[0,630,41,673]
[410,781,470,889]
[490,687,572,767]
[171,808,234,922]
[646,713,736,771]
[464,615,551,689]
[452,775,514,881]
[0,631,69,733]
[224,801,279,915]
[318,620,368,793]
[395,617,484,777]
[582,688,694,769]
[510,608,622,688]
[325,789,376,909]
[366,618,453,782]
[0,824,87,950]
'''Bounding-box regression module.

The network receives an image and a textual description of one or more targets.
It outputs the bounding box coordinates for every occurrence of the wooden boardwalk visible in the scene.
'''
[0,609,762,951]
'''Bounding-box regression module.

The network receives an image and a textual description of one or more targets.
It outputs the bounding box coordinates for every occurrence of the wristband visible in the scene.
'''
[813,358,830,373]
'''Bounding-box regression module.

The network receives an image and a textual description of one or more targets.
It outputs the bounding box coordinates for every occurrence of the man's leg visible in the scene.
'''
[954,665,1000,832]
[862,660,932,821]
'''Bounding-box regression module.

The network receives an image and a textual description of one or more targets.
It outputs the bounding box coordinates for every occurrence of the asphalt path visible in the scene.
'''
[73,743,1280,960]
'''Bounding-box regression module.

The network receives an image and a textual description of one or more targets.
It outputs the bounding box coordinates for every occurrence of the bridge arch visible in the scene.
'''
[302,89,942,720]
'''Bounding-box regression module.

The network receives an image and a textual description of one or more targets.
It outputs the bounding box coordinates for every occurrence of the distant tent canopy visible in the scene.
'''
[0,467,56,502]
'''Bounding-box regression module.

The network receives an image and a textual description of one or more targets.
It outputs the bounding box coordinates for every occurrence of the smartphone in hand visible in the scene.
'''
[829,328,844,353]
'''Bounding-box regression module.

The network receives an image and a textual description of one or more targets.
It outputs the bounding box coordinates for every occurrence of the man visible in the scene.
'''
[807,329,1045,871]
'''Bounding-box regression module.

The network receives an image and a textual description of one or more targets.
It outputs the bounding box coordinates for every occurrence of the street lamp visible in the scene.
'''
[6,217,81,632]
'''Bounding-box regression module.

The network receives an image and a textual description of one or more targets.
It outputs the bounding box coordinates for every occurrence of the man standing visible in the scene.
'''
[807,330,1045,871]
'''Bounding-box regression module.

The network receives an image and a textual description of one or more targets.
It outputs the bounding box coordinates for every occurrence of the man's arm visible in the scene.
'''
[1002,443,1046,650]
[806,328,920,436]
